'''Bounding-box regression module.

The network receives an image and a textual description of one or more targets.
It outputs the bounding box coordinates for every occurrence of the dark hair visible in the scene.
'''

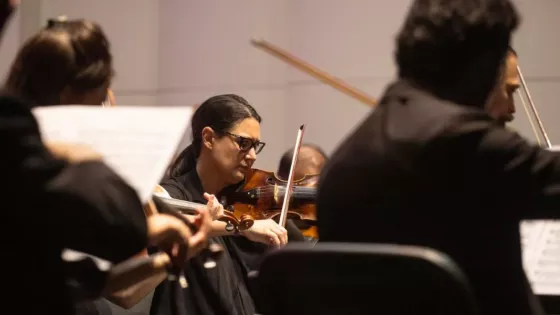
[395,0,519,107]
[169,94,261,177]
[277,143,328,178]
[4,17,113,106]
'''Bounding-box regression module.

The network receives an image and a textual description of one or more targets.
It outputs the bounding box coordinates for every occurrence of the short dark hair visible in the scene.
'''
[169,94,261,177]
[277,144,328,178]
[395,0,519,106]
[4,18,113,106]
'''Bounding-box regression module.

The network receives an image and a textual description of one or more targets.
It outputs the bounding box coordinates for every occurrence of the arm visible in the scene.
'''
[158,183,234,237]
[209,220,236,237]
[107,272,168,309]
[104,191,214,308]
[161,181,287,244]
[444,117,560,219]
[1,95,147,262]
[104,249,168,309]
[47,161,148,262]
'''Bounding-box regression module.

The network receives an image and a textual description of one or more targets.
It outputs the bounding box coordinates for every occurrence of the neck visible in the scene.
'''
[403,53,504,108]
[406,77,491,108]
[196,157,226,195]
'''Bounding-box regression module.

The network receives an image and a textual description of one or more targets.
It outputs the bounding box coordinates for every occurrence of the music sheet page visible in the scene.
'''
[521,220,560,295]
[32,105,192,203]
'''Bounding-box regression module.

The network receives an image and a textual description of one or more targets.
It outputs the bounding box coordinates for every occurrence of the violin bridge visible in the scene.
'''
[273,184,279,204]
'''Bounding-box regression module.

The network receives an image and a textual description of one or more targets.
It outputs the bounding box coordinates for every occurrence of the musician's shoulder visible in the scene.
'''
[159,175,197,201]
[153,185,171,198]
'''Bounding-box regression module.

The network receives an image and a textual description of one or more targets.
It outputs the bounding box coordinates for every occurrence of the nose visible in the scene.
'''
[509,99,516,114]
[245,147,257,161]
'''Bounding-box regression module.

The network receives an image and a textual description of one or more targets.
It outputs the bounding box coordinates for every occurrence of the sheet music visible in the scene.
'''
[32,105,192,203]
[521,220,560,295]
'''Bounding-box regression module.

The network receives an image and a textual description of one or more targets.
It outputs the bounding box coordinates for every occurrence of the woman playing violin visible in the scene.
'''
[152,94,303,315]
[4,17,212,314]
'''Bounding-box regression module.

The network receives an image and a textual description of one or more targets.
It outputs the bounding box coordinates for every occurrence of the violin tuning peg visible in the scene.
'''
[225,222,235,232]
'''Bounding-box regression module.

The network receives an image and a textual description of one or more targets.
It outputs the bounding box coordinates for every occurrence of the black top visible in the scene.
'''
[151,169,303,315]
[0,94,148,315]
[317,80,556,315]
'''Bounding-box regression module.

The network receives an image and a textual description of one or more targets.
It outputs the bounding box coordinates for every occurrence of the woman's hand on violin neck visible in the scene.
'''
[240,219,288,247]
[203,192,224,220]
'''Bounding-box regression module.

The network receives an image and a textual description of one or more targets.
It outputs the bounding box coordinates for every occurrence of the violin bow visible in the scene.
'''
[250,38,377,107]
[277,125,306,227]
[516,64,552,148]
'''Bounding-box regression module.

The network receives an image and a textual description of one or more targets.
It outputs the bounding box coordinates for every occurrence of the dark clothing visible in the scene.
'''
[317,80,558,315]
[0,95,148,315]
[151,170,303,315]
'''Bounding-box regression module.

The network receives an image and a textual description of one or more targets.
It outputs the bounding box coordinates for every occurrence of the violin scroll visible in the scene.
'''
[217,210,254,233]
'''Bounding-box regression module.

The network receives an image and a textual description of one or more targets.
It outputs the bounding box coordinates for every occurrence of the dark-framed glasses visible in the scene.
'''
[222,131,265,154]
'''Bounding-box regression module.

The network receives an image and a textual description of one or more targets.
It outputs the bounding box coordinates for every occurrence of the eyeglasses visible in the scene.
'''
[222,131,265,154]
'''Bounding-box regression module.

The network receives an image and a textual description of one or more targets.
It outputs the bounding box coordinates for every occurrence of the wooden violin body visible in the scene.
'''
[218,168,318,238]
[155,169,319,238]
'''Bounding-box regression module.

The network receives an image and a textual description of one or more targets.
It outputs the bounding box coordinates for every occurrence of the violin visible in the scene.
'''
[157,169,319,239]
[154,188,255,233]
[217,168,318,238]
[158,123,319,239]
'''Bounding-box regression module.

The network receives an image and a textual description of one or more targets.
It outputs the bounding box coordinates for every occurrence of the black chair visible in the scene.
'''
[250,242,478,315]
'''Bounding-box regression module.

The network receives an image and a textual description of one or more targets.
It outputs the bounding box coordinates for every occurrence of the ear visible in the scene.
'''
[201,126,216,150]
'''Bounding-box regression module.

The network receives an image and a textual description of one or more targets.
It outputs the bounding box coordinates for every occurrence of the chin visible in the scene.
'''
[231,170,245,183]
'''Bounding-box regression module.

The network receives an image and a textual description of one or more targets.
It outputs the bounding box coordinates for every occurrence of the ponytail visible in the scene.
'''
[169,145,198,178]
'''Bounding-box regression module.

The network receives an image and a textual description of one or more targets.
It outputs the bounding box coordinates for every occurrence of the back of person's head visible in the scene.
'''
[5,17,113,106]
[169,94,261,177]
[277,143,328,179]
[395,0,519,107]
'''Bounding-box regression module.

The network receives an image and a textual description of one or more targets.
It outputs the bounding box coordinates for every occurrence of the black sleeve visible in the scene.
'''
[1,95,147,263]
[446,118,560,219]
[286,219,305,242]
[160,178,189,200]
[47,161,148,262]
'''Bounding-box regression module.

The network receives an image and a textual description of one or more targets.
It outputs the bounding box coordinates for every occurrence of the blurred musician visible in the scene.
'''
[6,18,113,106]
[2,15,208,314]
[316,1,560,314]
[277,143,327,241]
[485,46,520,126]
[277,143,328,180]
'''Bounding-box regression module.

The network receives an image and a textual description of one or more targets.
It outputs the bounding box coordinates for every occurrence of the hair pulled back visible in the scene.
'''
[169,94,261,177]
